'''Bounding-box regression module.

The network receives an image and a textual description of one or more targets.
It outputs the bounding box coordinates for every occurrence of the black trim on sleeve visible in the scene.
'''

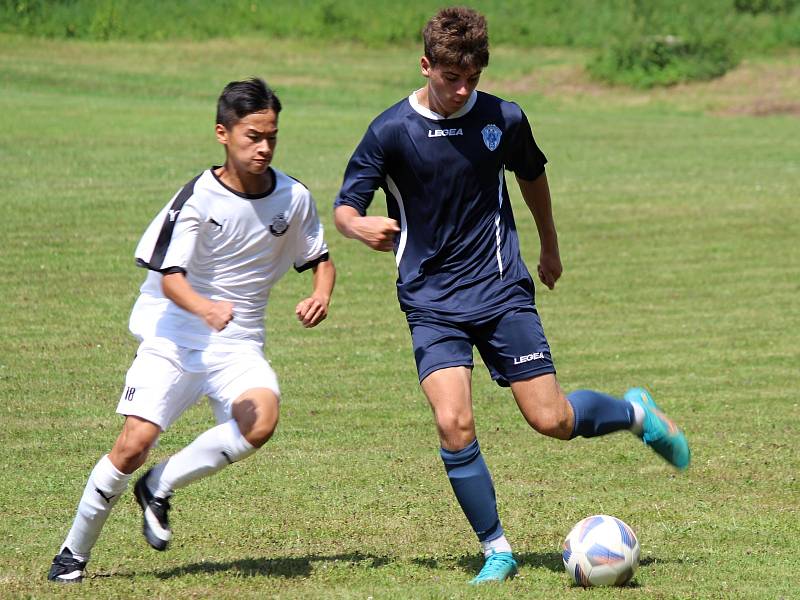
[286,173,309,190]
[294,252,330,273]
[142,174,202,271]
[135,259,188,275]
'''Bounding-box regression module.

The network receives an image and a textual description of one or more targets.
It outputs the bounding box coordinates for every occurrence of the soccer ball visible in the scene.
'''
[562,515,640,587]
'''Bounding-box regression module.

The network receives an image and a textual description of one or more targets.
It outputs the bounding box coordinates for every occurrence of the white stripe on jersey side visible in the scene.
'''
[386,175,407,268]
[495,168,505,279]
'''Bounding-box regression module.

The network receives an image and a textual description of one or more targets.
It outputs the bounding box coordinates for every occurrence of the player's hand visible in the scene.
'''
[295,295,329,328]
[352,216,400,252]
[538,247,562,290]
[203,300,234,331]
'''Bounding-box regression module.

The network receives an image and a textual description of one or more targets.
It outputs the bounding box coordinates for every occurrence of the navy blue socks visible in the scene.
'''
[439,393,634,542]
[440,438,503,542]
[567,389,635,438]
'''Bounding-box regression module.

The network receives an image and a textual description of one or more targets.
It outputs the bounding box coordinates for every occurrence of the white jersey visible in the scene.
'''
[130,167,328,351]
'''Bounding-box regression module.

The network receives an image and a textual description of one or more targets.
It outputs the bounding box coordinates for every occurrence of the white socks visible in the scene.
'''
[58,420,256,561]
[482,534,512,557]
[629,401,645,436]
[62,454,131,561]
[148,419,256,498]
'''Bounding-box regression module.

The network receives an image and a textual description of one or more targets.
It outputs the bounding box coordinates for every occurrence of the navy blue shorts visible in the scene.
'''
[407,306,556,386]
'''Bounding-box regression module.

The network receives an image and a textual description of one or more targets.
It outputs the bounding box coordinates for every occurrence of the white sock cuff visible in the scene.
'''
[482,534,513,557]
[222,419,256,461]
[96,454,131,494]
[629,401,645,436]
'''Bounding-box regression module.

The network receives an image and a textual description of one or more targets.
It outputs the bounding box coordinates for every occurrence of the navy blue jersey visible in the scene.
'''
[334,90,547,320]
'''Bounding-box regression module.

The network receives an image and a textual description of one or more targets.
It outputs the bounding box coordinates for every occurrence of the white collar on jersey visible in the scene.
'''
[408,89,477,120]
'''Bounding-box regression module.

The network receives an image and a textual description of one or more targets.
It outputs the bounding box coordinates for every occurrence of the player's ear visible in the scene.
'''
[420,56,432,78]
[215,123,229,145]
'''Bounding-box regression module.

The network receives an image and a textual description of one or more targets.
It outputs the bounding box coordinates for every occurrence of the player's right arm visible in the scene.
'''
[134,179,233,332]
[333,125,400,252]
[334,206,399,252]
[161,272,233,332]
[517,173,562,290]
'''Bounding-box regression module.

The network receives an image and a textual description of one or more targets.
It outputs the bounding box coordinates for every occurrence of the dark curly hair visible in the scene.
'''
[422,6,489,69]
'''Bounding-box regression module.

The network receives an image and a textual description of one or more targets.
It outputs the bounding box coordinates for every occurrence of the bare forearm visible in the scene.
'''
[333,205,399,251]
[311,259,336,305]
[161,272,213,317]
[517,172,563,289]
[334,205,363,241]
[295,259,336,328]
[162,272,233,331]
[517,173,558,250]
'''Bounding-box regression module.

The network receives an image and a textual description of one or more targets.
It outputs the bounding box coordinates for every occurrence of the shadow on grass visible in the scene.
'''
[152,552,390,580]
[111,552,671,582]
[459,551,565,574]
[560,557,677,590]
[412,551,564,575]
[414,553,670,577]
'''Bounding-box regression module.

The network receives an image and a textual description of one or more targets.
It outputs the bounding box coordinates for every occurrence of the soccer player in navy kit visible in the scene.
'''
[334,7,690,583]
[48,78,335,583]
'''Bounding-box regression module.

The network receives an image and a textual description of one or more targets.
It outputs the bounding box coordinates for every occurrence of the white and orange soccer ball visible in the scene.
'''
[562,515,640,587]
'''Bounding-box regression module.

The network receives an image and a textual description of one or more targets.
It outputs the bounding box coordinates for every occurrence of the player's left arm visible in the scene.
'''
[517,172,562,290]
[295,258,336,328]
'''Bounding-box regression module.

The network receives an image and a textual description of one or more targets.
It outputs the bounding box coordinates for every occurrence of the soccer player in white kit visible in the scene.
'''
[48,78,336,583]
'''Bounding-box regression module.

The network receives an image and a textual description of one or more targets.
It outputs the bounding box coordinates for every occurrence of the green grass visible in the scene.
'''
[1,34,798,599]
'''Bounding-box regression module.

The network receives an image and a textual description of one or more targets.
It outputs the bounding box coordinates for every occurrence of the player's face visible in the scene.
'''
[421,57,481,117]
[216,109,279,175]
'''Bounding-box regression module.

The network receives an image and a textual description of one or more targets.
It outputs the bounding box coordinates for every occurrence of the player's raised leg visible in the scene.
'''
[623,387,690,469]
[510,375,690,469]
[135,386,278,550]
[48,416,160,583]
[421,367,518,584]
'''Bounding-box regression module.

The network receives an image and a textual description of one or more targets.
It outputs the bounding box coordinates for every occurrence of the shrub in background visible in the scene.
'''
[733,0,798,14]
[587,32,740,88]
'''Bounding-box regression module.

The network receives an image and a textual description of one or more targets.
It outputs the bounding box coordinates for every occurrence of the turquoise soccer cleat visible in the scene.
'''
[625,387,691,469]
[469,550,518,584]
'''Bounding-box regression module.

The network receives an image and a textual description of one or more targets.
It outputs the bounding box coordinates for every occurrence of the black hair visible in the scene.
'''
[215,77,281,129]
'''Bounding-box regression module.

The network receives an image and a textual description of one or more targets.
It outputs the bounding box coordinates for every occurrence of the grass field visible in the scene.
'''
[0,34,798,599]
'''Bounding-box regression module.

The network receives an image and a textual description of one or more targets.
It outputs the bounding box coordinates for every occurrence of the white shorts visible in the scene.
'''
[116,337,280,431]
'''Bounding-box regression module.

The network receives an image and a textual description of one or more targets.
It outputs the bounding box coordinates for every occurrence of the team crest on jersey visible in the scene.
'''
[270,213,289,237]
[481,124,502,151]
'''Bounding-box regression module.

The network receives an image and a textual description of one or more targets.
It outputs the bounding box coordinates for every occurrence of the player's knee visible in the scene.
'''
[245,423,276,448]
[112,418,159,467]
[242,412,278,448]
[435,411,474,445]
[111,435,154,471]
[233,391,279,448]
[435,411,466,434]
[527,409,572,440]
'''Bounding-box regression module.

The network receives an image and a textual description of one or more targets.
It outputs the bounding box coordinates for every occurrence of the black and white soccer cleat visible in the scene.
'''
[133,469,172,551]
[47,547,86,583]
